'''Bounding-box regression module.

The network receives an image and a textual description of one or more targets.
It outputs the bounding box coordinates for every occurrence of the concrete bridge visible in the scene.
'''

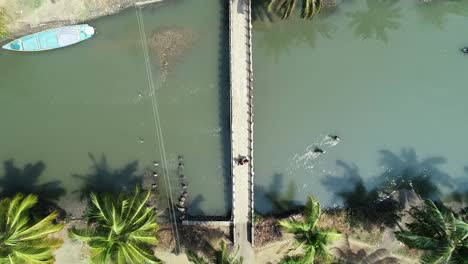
[229,0,255,261]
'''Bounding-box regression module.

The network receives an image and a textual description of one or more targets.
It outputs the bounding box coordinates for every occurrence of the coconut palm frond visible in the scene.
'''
[212,240,243,264]
[187,250,208,264]
[268,0,322,20]
[395,199,468,263]
[0,194,63,264]
[278,219,307,234]
[279,194,341,262]
[69,187,160,264]
[394,232,439,250]
[303,195,320,228]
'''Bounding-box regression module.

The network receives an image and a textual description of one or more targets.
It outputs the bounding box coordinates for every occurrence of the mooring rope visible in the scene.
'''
[135,6,181,252]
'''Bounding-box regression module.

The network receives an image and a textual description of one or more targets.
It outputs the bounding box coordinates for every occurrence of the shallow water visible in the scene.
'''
[253,0,468,212]
[0,0,230,217]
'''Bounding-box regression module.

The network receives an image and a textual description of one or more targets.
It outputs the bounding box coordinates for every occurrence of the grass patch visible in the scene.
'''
[19,0,44,9]
[0,8,7,38]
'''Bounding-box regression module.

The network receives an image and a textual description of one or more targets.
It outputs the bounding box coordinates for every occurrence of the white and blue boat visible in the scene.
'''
[2,24,95,52]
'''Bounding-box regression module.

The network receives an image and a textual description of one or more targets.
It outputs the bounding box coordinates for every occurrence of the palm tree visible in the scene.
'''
[69,187,161,264]
[333,235,399,264]
[279,195,341,263]
[395,199,468,264]
[187,250,208,264]
[186,241,243,264]
[0,193,64,263]
[268,0,323,19]
[216,241,243,264]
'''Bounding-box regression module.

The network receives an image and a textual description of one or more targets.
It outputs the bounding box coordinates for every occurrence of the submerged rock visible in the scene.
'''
[149,28,195,83]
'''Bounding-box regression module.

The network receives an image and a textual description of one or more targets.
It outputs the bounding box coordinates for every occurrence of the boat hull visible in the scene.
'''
[2,24,95,52]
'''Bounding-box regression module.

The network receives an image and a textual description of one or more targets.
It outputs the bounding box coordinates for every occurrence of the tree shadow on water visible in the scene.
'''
[255,15,336,63]
[0,160,65,201]
[347,0,402,43]
[416,0,468,30]
[72,153,142,199]
[322,160,401,227]
[321,160,362,194]
[377,148,452,189]
[322,148,449,227]
[446,165,468,203]
[188,194,205,216]
[255,173,300,214]
[251,0,273,22]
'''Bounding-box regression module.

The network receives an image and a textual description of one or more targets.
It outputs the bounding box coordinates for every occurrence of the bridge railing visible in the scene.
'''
[245,0,255,247]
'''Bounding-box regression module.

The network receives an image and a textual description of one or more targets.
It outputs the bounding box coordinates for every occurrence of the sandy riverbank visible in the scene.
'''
[0,0,164,39]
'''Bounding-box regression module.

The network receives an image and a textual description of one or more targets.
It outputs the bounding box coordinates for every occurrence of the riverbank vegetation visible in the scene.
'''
[0,8,7,38]
[186,241,243,264]
[254,194,468,264]
[0,176,468,264]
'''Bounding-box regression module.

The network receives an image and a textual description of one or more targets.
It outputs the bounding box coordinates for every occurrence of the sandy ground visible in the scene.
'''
[52,222,88,264]
[0,0,156,37]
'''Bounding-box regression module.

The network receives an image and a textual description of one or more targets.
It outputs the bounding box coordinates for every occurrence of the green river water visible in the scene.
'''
[253,0,468,212]
[0,0,230,217]
[1,0,468,217]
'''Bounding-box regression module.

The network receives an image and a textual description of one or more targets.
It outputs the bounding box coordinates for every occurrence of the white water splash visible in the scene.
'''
[287,133,341,175]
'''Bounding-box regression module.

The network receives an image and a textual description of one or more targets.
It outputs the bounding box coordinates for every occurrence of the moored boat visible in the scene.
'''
[2,24,95,52]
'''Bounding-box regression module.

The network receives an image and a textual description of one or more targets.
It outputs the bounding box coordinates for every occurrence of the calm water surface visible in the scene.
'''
[253,0,468,212]
[2,0,468,217]
[0,0,230,217]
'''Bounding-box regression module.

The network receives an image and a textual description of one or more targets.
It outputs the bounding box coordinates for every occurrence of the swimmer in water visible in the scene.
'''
[313,147,325,154]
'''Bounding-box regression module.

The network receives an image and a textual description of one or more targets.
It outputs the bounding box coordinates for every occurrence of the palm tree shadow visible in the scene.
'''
[188,194,205,216]
[321,148,450,227]
[72,153,142,199]
[255,16,336,63]
[332,235,399,264]
[255,173,300,214]
[251,0,273,22]
[322,160,401,227]
[0,160,65,201]
[416,0,468,30]
[321,160,362,197]
[416,0,452,30]
[447,165,468,203]
[377,148,452,190]
[347,0,402,43]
